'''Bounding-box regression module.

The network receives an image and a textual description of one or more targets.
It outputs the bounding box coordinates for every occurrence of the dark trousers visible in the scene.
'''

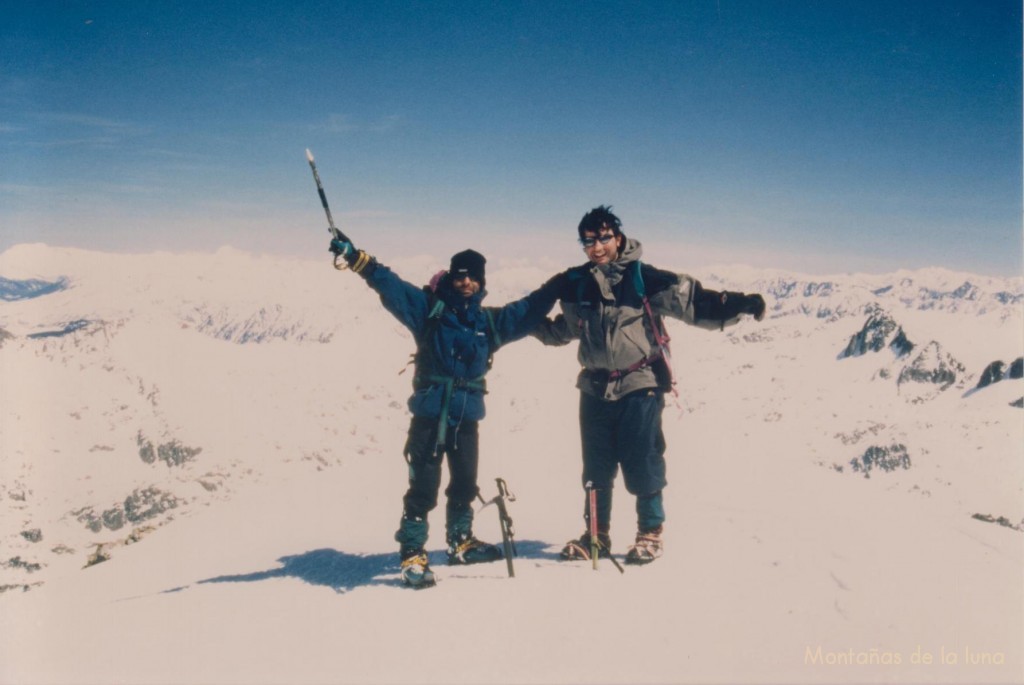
[579,389,667,533]
[395,416,480,553]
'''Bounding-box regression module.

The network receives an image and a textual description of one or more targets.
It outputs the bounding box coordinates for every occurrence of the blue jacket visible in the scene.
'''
[364,262,558,424]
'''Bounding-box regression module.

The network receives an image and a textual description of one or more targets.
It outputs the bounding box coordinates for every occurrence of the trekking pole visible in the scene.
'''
[586,482,599,571]
[586,481,624,574]
[608,542,625,573]
[495,478,517,578]
[477,477,517,579]
[305,148,352,271]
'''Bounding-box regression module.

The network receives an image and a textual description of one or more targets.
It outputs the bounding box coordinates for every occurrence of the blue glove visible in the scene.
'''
[328,237,375,273]
[329,238,354,258]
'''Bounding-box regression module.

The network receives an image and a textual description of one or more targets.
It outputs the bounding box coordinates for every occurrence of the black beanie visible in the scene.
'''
[449,249,486,287]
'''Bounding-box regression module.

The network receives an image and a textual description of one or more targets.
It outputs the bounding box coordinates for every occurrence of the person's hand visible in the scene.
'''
[720,292,767,321]
[743,293,766,321]
[329,238,354,260]
[329,238,374,271]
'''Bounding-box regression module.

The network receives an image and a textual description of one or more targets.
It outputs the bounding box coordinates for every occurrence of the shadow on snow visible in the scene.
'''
[190,540,561,594]
[196,549,402,594]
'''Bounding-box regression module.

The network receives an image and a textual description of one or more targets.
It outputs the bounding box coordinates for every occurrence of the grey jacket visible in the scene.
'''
[533,239,743,401]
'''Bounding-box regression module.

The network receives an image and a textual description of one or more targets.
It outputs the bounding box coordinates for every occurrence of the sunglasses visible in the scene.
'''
[579,234,616,249]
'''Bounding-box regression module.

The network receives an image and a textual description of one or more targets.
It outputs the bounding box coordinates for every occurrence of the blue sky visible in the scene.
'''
[2,0,1021,275]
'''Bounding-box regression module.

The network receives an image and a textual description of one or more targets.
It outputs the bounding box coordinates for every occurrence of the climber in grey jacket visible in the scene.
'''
[533,205,766,564]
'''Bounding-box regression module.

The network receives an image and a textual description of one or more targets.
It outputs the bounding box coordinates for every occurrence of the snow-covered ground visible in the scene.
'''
[1,243,1021,684]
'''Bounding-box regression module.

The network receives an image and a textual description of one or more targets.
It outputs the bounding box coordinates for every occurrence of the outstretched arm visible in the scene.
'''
[490,271,568,346]
[691,283,766,328]
[647,268,765,331]
[330,238,430,334]
[531,314,576,346]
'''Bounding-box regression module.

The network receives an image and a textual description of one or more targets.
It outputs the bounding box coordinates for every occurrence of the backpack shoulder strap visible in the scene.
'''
[482,306,501,371]
[483,306,502,349]
[633,260,646,299]
[427,295,445,320]
[568,266,588,301]
[414,290,446,365]
[418,287,446,341]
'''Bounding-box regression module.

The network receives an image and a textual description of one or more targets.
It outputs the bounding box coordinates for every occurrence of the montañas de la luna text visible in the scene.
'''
[805,646,1006,667]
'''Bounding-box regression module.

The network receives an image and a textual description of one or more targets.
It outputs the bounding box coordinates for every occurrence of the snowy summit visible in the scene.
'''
[0,243,1021,684]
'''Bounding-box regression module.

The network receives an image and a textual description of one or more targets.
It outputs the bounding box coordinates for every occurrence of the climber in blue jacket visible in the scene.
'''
[330,238,564,587]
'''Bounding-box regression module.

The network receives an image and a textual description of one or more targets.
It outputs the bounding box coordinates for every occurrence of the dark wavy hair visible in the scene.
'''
[577,205,623,240]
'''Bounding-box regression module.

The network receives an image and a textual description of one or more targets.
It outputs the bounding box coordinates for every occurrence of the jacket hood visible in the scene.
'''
[617,237,643,265]
[591,238,643,299]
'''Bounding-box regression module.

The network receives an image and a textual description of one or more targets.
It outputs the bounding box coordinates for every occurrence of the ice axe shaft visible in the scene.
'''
[305,148,351,270]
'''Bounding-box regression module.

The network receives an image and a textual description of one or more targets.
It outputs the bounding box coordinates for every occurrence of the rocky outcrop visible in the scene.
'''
[0,276,68,301]
[73,487,184,533]
[184,304,334,344]
[897,342,965,393]
[840,308,967,401]
[1,556,43,573]
[137,433,202,467]
[976,357,1024,390]
[971,514,1023,532]
[839,306,915,359]
[27,319,94,339]
[849,443,911,478]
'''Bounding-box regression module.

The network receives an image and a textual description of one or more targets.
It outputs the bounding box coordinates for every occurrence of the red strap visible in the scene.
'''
[607,297,678,396]
[643,297,677,395]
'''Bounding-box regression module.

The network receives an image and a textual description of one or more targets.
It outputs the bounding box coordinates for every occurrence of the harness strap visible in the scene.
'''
[484,308,501,349]
[414,286,500,453]
[417,373,488,454]
[606,263,677,395]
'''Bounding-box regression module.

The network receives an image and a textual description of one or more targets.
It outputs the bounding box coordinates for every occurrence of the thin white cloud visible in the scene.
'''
[312,113,404,134]
[141,147,211,161]
[28,111,152,144]
[366,114,402,132]
[9,111,153,149]
[0,183,48,196]
[37,111,142,132]
[321,113,357,133]
[26,137,120,148]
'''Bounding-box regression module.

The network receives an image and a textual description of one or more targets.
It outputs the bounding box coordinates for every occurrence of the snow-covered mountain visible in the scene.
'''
[1,243,1021,684]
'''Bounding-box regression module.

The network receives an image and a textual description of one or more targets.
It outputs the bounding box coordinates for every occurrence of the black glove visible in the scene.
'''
[745,293,767,321]
[720,292,766,321]
[694,283,766,323]
[733,290,765,319]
